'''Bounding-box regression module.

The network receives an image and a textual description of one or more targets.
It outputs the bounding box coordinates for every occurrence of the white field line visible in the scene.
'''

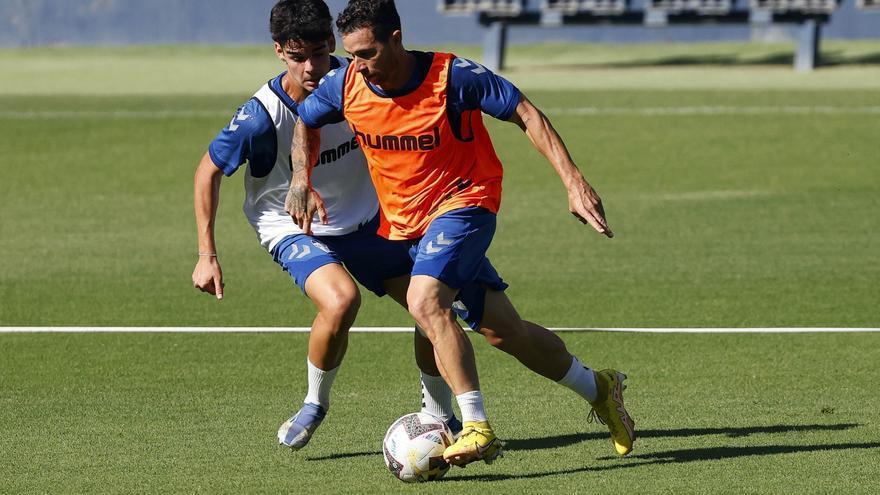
[544,106,880,116]
[0,110,231,119]
[2,106,879,120]
[0,327,877,334]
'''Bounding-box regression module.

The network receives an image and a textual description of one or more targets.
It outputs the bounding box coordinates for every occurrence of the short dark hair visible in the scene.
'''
[270,0,333,47]
[336,0,401,42]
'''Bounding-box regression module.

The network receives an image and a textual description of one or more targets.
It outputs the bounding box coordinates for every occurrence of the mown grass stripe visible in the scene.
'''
[2,106,879,120]
[1,327,877,333]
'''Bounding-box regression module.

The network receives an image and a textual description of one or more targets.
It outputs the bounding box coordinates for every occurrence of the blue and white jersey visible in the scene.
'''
[300,51,521,137]
[208,56,378,252]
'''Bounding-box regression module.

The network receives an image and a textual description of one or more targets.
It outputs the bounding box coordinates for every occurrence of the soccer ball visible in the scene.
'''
[382,412,454,482]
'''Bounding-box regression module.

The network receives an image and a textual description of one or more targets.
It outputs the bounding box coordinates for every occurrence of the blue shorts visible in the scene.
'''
[273,209,507,331]
[406,206,508,330]
[272,215,412,297]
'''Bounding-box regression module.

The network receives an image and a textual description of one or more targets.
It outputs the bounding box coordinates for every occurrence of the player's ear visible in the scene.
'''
[327,35,336,54]
[273,41,285,62]
[390,30,402,50]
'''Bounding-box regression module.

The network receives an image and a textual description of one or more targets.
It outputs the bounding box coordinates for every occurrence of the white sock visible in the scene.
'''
[456,390,488,423]
[303,359,339,410]
[557,356,598,403]
[420,372,455,422]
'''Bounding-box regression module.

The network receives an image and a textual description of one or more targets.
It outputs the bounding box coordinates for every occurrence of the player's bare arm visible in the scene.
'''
[508,94,613,238]
[285,118,327,235]
[192,151,225,300]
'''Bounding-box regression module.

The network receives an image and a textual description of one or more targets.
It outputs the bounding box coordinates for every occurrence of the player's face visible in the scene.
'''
[342,27,399,88]
[274,38,333,95]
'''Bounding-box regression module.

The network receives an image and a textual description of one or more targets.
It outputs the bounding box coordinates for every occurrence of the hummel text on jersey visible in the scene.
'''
[352,125,440,151]
[314,137,360,169]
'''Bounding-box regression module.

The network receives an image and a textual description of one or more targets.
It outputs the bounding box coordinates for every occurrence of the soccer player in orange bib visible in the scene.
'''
[287,0,635,467]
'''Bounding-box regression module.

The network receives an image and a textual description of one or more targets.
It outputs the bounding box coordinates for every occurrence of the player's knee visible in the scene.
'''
[406,291,435,326]
[319,285,361,325]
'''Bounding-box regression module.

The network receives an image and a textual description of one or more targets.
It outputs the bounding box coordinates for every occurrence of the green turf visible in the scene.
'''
[2,41,880,94]
[1,42,879,492]
[1,332,878,493]
[0,90,877,326]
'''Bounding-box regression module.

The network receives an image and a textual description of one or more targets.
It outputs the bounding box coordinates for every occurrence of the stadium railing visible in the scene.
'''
[437,0,842,72]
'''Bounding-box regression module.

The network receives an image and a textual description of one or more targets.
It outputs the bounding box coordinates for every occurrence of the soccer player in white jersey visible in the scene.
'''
[192,0,412,449]
[194,0,476,450]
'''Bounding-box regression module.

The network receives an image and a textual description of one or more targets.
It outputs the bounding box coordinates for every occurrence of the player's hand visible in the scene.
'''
[285,185,327,235]
[568,178,613,238]
[192,256,225,300]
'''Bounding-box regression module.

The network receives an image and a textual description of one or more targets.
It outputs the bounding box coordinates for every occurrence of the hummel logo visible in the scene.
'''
[425,232,453,254]
[287,244,311,260]
[228,108,250,132]
[454,58,487,75]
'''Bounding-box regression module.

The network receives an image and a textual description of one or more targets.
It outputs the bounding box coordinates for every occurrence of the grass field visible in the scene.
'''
[1,42,879,493]
[2,331,879,493]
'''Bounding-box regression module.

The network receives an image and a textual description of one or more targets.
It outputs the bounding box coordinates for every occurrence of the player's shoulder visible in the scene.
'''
[449,56,492,79]
[220,96,274,138]
[320,55,351,87]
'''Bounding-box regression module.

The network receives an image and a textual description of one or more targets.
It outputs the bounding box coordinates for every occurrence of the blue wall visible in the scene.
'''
[0,0,877,46]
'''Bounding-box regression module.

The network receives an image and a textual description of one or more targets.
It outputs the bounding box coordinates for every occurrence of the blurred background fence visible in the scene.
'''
[1,0,877,47]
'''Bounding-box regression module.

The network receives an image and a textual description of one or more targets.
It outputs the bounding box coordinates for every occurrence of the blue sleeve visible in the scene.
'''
[299,63,347,128]
[207,98,276,177]
[449,57,521,121]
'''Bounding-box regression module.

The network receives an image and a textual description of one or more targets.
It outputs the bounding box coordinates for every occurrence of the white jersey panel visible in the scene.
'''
[244,82,378,252]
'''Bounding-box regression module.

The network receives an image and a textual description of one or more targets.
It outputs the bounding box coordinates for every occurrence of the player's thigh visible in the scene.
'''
[273,234,357,312]
[382,274,411,309]
[410,207,496,291]
[450,257,510,332]
[303,262,361,315]
[407,274,459,314]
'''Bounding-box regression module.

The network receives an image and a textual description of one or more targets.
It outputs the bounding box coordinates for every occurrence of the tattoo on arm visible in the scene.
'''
[286,120,322,219]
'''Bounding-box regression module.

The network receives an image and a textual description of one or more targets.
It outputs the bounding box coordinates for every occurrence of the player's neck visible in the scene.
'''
[378,50,416,93]
[281,72,310,104]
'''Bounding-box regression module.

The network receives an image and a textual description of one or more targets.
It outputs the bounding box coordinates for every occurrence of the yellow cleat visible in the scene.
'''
[442,420,502,467]
[589,369,636,456]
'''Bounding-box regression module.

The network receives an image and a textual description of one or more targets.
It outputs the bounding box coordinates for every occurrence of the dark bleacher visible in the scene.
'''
[650,0,734,15]
[751,0,838,12]
[439,0,524,14]
[544,0,629,15]
[438,0,845,71]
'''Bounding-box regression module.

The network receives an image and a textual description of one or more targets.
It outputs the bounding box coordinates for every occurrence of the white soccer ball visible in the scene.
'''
[382,412,454,483]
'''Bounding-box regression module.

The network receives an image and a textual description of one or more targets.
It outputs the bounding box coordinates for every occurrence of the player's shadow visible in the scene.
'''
[442,441,880,482]
[305,450,382,461]
[503,423,860,452]
[301,424,859,461]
